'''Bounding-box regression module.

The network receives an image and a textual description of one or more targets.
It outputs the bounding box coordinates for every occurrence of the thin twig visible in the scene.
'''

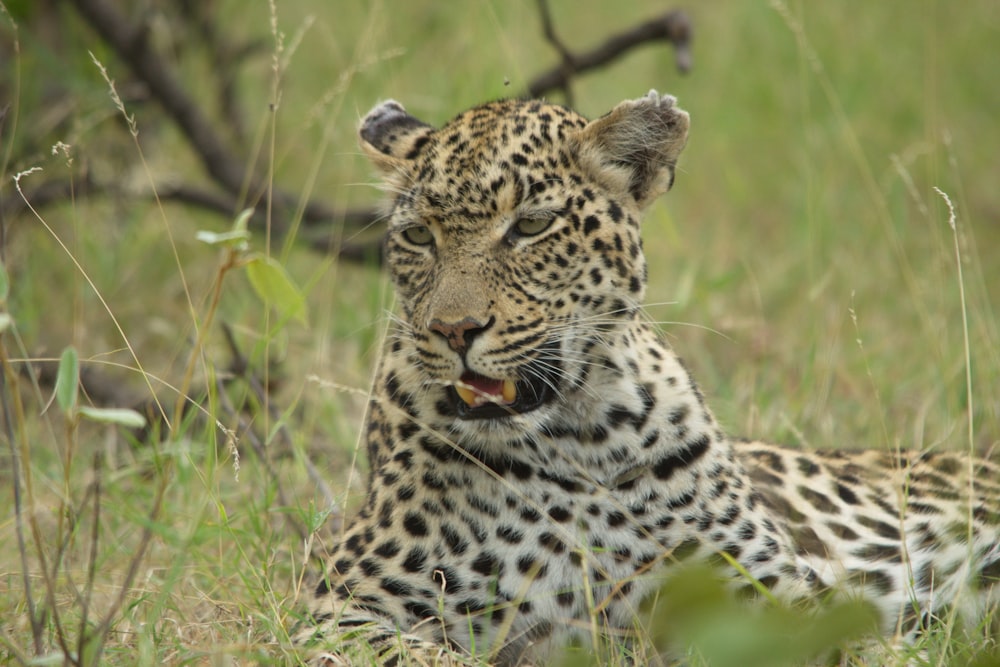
[224,323,339,519]
[1,341,44,655]
[218,322,339,540]
[88,463,171,666]
[77,453,102,663]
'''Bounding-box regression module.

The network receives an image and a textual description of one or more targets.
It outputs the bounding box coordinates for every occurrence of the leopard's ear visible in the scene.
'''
[572,91,689,209]
[358,100,434,176]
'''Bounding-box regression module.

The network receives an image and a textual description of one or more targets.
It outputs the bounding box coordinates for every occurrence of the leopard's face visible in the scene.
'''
[360,95,689,439]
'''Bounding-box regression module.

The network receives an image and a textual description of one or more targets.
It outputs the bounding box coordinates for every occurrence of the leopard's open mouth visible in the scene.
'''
[448,370,554,420]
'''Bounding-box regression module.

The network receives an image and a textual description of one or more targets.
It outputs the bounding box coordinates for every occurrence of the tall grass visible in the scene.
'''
[1,1,997,665]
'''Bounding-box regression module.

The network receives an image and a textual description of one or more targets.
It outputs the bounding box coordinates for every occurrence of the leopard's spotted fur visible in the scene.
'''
[297,92,1000,665]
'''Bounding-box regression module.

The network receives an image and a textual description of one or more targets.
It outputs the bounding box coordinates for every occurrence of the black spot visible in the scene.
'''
[538,532,566,553]
[852,543,902,563]
[798,486,839,514]
[402,547,428,572]
[467,494,500,517]
[790,524,831,557]
[607,200,623,223]
[736,521,757,541]
[548,506,572,523]
[583,215,601,235]
[405,599,438,620]
[849,568,896,595]
[653,434,711,481]
[397,421,420,441]
[381,577,414,597]
[668,405,689,426]
[374,540,402,559]
[538,471,582,493]
[497,525,525,543]
[915,561,937,591]
[826,521,860,541]
[471,551,502,577]
[606,405,633,428]
[403,512,429,537]
[359,558,383,577]
[665,487,695,509]
[441,523,469,555]
[332,557,352,576]
[856,515,901,540]
[908,502,943,515]
[520,506,542,523]
[721,542,743,559]
[835,482,860,505]
[432,565,463,593]
[796,456,820,477]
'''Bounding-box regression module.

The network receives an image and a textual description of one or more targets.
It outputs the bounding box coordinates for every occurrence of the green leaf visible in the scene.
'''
[196,208,255,249]
[54,346,79,415]
[196,229,251,248]
[232,207,254,234]
[78,406,147,429]
[245,255,307,325]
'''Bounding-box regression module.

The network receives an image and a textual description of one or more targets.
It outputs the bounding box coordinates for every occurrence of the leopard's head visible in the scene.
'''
[359,92,689,434]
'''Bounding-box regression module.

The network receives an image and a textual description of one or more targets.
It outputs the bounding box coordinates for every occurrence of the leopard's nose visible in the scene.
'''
[429,316,493,354]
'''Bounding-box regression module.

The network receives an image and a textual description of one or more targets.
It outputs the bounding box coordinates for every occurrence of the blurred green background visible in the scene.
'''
[1,1,997,664]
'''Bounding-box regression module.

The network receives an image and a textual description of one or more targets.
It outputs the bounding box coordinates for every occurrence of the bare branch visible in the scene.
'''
[535,0,578,104]
[67,0,341,228]
[69,0,248,196]
[525,8,693,99]
[3,177,384,264]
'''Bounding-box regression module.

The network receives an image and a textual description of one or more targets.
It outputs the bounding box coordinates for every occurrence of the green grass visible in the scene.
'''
[1,1,998,665]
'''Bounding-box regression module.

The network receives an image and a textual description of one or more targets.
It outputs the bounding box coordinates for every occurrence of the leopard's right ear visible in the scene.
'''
[358,100,434,176]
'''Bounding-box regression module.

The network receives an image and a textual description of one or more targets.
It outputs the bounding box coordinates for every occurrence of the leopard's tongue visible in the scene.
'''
[455,373,517,407]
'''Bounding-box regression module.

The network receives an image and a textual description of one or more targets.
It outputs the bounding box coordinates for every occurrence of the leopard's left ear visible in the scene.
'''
[572,91,689,209]
[358,100,434,176]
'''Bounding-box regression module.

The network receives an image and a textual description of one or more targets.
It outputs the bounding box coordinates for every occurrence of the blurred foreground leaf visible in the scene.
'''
[246,255,308,326]
[650,564,879,667]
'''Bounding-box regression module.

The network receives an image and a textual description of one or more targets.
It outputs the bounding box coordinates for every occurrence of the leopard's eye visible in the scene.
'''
[402,225,433,245]
[513,217,554,237]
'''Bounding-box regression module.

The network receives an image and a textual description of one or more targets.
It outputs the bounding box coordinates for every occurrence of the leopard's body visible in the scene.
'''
[299,93,1000,665]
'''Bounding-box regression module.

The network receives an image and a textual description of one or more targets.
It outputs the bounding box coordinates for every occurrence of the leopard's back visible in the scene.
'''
[742,441,1000,632]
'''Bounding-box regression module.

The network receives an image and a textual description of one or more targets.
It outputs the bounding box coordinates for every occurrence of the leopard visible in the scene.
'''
[296,91,1000,665]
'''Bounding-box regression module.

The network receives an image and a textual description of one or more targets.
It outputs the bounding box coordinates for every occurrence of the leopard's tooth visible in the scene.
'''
[455,384,478,406]
[502,379,517,403]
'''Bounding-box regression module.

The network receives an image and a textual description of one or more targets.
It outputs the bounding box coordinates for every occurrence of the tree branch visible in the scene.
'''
[67,0,344,229]
[525,7,692,99]
[4,176,381,264]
